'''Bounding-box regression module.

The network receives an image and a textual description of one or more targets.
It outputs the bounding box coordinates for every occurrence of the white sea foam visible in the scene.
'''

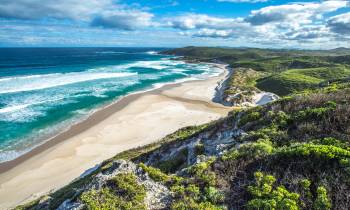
[0,95,66,115]
[95,51,125,54]
[0,149,29,163]
[0,104,32,113]
[96,60,186,72]
[145,51,158,55]
[0,72,137,94]
[0,58,225,162]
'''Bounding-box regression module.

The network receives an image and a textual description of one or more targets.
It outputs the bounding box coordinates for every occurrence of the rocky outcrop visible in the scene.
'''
[139,113,245,174]
[57,160,171,210]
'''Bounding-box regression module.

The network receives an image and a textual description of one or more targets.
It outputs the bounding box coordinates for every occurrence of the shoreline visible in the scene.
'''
[0,63,233,209]
[0,62,226,171]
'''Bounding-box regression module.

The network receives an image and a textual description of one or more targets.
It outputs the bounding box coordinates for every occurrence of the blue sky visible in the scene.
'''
[0,0,349,49]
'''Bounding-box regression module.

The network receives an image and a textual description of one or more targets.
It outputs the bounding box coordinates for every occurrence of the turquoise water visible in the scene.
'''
[0,48,222,162]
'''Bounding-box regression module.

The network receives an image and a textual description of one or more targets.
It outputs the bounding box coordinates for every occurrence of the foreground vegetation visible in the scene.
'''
[18,83,350,210]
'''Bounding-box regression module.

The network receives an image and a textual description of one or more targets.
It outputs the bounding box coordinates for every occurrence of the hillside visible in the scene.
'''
[17,83,350,209]
[256,66,350,96]
[164,47,350,97]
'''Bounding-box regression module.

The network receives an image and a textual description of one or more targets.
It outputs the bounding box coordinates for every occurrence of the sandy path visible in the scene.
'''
[0,64,232,209]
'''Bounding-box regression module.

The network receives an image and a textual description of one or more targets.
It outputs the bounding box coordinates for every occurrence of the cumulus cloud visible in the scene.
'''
[165,14,247,30]
[91,11,154,30]
[165,14,259,40]
[0,0,154,30]
[1,0,350,48]
[0,0,111,20]
[327,12,350,35]
[192,29,234,38]
[245,0,348,26]
[282,25,330,40]
[166,0,350,46]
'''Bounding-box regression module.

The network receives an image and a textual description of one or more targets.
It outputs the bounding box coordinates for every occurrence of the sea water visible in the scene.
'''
[0,47,222,162]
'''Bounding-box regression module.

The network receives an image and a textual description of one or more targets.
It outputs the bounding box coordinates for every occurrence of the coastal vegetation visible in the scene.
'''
[165,47,350,96]
[16,47,350,209]
[256,66,350,96]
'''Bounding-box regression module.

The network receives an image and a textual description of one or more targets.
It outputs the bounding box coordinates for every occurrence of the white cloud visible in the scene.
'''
[0,0,111,20]
[327,12,350,35]
[282,25,331,41]
[1,0,350,48]
[165,14,247,30]
[0,0,154,30]
[246,0,348,26]
[192,29,234,38]
[91,10,154,30]
[165,0,350,47]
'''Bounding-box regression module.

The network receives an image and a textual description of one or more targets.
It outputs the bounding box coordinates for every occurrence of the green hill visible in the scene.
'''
[256,66,350,96]
[164,47,350,97]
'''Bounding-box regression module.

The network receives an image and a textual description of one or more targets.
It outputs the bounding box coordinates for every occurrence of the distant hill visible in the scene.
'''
[330,47,350,54]
[164,47,350,96]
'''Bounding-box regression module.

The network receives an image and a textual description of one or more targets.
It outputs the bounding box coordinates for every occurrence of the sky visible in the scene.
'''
[0,0,349,49]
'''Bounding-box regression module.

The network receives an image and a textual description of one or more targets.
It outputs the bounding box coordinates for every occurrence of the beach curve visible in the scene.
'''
[0,63,232,209]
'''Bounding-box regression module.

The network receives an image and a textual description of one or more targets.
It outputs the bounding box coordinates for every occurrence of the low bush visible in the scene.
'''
[247,172,301,210]
[239,111,262,126]
[222,139,274,161]
[314,186,331,210]
[80,173,146,210]
[189,157,217,187]
[139,163,171,183]
[276,143,350,166]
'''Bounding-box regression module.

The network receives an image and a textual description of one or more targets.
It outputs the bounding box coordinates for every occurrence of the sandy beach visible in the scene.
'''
[0,64,232,209]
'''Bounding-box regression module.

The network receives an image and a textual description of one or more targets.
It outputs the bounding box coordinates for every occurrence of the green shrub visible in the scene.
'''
[294,101,337,121]
[241,126,288,145]
[204,187,225,204]
[299,179,312,206]
[189,157,216,175]
[223,139,274,161]
[189,157,217,186]
[239,139,274,158]
[171,197,223,210]
[313,137,349,150]
[139,163,171,183]
[170,183,224,210]
[247,172,301,210]
[239,111,261,126]
[80,173,146,210]
[314,186,331,210]
[167,125,210,142]
[276,143,350,166]
[273,111,291,128]
[299,179,311,192]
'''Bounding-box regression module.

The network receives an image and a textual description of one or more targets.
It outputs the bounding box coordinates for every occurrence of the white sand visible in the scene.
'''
[253,92,279,106]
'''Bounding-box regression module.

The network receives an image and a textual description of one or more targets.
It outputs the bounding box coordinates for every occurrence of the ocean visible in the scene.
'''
[0,47,222,163]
